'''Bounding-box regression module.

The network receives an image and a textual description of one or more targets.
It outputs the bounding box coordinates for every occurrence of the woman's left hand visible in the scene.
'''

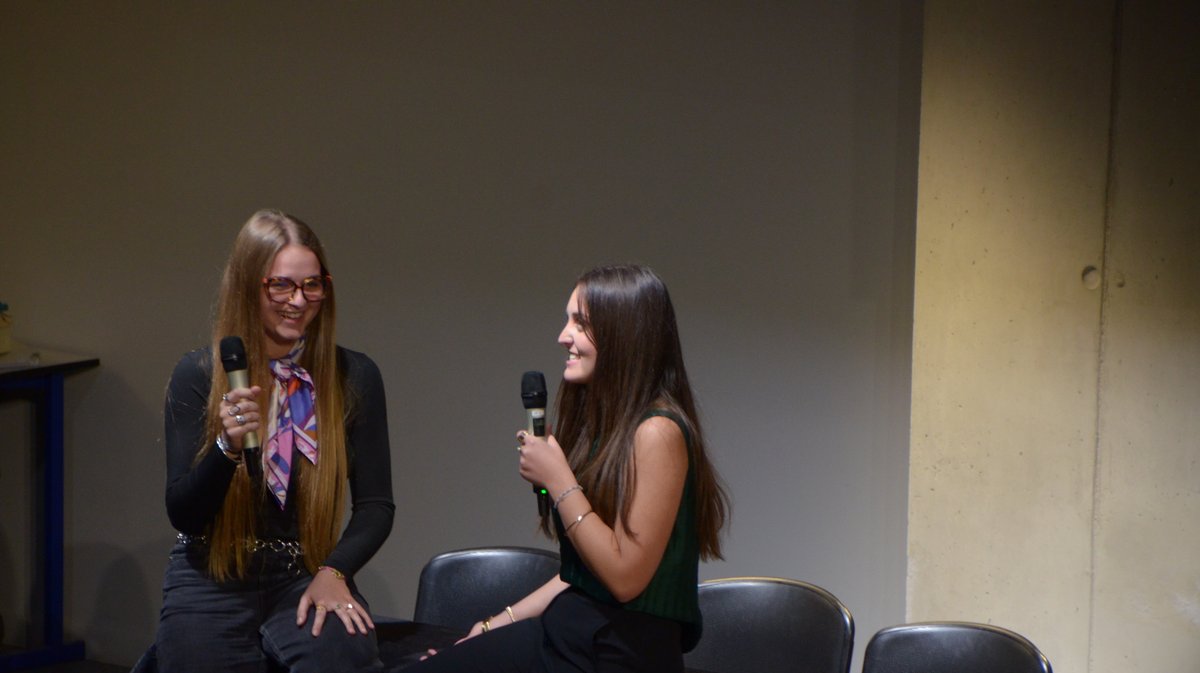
[296,569,374,636]
[516,430,575,497]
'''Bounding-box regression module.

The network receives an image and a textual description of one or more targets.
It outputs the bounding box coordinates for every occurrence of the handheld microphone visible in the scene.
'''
[219,336,261,450]
[521,371,550,516]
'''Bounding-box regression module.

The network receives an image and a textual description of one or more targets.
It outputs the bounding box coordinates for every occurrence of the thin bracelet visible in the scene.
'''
[564,510,594,534]
[318,565,345,580]
[505,606,516,623]
[553,484,583,509]
[481,618,491,632]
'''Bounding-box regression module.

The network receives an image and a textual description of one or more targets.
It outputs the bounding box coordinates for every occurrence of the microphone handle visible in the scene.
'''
[528,410,549,516]
[225,369,261,450]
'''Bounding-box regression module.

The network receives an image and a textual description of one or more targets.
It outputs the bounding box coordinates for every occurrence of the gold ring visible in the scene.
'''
[315,605,327,611]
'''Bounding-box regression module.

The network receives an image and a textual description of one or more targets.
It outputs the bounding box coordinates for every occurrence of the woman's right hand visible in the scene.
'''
[220,386,263,450]
[516,431,576,498]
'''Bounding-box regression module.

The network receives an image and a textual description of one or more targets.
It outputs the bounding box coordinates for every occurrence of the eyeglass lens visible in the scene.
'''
[265,277,327,301]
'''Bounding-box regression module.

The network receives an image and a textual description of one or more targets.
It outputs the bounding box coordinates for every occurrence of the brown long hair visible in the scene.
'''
[197,209,348,580]
[545,265,729,560]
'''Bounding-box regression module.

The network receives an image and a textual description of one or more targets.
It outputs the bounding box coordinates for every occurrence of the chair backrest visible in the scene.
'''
[683,576,855,673]
[413,546,561,631]
[862,621,1053,673]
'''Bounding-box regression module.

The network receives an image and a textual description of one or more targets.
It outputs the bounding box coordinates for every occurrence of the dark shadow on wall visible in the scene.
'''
[0,526,19,646]
[0,396,36,648]
[76,542,158,667]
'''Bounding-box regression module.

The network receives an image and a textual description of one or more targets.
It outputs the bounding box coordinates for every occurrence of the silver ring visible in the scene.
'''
[236,414,246,426]
[222,393,230,402]
[347,603,355,611]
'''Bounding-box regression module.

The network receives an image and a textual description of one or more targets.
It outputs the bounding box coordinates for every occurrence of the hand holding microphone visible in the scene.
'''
[520,371,551,516]
[219,336,263,452]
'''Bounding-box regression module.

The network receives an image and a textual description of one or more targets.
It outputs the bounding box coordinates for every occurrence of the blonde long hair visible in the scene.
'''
[198,209,348,580]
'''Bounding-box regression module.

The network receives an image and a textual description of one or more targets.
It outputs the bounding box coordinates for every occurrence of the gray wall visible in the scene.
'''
[0,2,920,666]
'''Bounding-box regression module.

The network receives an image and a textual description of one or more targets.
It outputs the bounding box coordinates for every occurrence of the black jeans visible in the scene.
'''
[154,539,382,673]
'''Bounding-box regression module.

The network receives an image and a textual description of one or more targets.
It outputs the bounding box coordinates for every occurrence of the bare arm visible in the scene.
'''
[519,416,688,603]
[457,576,570,643]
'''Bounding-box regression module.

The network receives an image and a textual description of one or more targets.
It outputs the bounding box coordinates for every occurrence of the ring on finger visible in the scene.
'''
[222,393,230,402]
[236,414,246,426]
[315,605,327,612]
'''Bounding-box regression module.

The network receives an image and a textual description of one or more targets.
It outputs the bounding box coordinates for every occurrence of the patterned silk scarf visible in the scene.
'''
[264,339,318,509]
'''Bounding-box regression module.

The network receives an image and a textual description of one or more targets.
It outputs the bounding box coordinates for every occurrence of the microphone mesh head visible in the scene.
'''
[521,371,547,409]
[219,336,248,373]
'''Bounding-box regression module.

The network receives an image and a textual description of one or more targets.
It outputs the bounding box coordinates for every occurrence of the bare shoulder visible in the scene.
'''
[634,415,687,462]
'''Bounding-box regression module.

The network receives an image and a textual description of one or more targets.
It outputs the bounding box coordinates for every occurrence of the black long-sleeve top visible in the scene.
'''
[163,346,394,575]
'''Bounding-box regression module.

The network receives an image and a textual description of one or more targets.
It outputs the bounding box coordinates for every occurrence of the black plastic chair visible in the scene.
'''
[862,621,1053,673]
[412,546,561,631]
[683,576,854,673]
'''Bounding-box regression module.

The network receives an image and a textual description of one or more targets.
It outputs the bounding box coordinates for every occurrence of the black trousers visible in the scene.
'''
[399,588,683,673]
[154,540,382,673]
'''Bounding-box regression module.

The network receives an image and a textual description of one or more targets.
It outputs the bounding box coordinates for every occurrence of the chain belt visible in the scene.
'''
[176,532,305,572]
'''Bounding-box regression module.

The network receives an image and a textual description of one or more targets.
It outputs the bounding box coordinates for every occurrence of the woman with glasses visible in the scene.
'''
[153,209,394,672]
[405,264,729,673]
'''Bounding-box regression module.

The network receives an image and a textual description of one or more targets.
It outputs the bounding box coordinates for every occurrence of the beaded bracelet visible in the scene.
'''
[553,484,583,509]
[318,565,345,580]
[564,510,594,534]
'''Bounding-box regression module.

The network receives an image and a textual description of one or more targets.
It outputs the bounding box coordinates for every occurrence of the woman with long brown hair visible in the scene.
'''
[407,264,729,673]
[154,210,394,672]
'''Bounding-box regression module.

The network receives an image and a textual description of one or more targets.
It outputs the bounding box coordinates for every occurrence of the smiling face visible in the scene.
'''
[558,285,597,384]
[259,244,323,358]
